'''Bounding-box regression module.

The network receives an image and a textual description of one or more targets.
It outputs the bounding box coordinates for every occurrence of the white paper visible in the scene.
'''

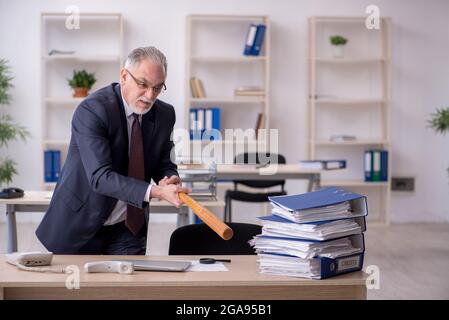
[186,261,228,272]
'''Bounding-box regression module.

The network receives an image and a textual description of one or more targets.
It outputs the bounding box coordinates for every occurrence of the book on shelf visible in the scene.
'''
[189,77,206,98]
[364,149,388,182]
[330,134,357,142]
[243,24,266,57]
[234,86,265,97]
[249,187,368,279]
[298,160,346,170]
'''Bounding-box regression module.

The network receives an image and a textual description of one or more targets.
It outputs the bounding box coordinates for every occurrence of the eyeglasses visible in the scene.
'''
[125,68,167,94]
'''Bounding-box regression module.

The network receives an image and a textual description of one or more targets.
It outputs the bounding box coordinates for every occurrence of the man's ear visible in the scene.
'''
[119,68,127,85]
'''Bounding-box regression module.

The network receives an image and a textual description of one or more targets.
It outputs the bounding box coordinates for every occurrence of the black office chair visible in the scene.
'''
[168,222,262,255]
[224,153,287,222]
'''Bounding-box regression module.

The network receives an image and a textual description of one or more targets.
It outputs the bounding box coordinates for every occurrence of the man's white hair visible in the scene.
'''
[124,46,167,75]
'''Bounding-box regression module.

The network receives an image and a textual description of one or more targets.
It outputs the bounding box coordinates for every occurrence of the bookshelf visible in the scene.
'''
[40,12,123,189]
[308,16,391,224]
[182,14,270,164]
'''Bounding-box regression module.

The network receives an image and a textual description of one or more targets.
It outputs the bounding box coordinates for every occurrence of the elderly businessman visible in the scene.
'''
[36,46,189,254]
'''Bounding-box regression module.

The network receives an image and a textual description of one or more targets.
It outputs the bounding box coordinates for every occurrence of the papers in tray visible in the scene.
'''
[258,253,322,278]
[250,234,364,260]
[271,201,355,223]
[258,215,364,241]
[257,251,364,279]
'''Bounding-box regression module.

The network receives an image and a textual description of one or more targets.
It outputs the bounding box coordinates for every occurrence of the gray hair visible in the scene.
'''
[124,46,167,75]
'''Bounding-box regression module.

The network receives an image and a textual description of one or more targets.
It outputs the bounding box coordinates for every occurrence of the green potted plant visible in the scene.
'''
[330,35,348,58]
[429,107,449,176]
[0,59,29,186]
[68,69,96,97]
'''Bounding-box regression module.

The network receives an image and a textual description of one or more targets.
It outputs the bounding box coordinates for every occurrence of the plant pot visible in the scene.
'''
[332,45,345,59]
[72,87,89,98]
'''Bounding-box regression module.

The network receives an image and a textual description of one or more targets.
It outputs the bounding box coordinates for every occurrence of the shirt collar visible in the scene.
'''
[121,92,134,118]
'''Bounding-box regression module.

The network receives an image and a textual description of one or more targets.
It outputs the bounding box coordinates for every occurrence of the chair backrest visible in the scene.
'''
[168,222,262,255]
[234,152,286,189]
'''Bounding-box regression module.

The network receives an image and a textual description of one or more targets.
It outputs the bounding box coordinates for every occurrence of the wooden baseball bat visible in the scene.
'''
[178,192,234,240]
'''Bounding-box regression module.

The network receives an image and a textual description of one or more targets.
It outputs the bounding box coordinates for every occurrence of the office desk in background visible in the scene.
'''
[1,191,225,253]
[216,164,322,192]
[0,255,367,300]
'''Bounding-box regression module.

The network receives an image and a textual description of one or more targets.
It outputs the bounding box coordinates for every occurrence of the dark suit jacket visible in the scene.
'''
[36,83,178,253]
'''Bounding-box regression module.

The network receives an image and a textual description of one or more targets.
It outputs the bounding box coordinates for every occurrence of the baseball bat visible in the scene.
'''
[178,192,234,240]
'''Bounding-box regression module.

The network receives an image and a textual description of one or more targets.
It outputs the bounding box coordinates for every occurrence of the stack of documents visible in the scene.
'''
[250,234,363,260]
[258,215,363,241]
[257,252,363,279]
[251,187,368,279]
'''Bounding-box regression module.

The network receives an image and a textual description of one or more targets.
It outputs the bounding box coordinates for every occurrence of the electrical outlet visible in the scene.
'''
[391,177,415,191]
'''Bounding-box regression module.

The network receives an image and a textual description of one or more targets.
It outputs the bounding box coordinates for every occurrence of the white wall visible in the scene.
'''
[0,0,448,223]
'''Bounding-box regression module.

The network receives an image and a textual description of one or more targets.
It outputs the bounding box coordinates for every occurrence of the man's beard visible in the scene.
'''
[130,97,154,115]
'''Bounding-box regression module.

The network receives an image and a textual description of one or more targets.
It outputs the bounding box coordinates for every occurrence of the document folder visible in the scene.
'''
[258,215,366,241]
[252,233,365,260]
[256,234,365,279]
[269,187,368,223]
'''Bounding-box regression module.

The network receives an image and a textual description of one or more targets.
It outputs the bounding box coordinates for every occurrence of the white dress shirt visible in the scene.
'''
[103,95,152,226]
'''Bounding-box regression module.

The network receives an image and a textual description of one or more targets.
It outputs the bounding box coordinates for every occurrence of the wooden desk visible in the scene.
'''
[216,164,322,191]
[0,255,367,300]
[0,191,224,253]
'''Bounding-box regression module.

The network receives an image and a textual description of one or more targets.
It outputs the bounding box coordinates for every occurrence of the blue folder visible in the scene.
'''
[380,150,388,181]
[259,234,365,279]
[44,150,61,182]
[260,213,366,227]
[269,187,367,212]
[250,24,266,56]
[52,150,61,181]
[261,252,364,279]
[318,252,364,279]
[364,150,373,182]
[243,24,258,56]
[44,150,53,182]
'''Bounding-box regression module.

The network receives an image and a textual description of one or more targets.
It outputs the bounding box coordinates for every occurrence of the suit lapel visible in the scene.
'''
[112,83,129,171]
[113,84,129,146]
[142,102,157,178]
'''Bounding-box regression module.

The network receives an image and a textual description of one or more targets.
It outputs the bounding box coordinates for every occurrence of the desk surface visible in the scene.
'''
[0,255,367,300]
[0,191,224,207]
[216,164,322,174]
[215,164,325,183]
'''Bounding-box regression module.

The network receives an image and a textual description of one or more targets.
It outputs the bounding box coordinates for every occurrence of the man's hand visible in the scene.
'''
[158,175,181,187]
[152,176,191,208]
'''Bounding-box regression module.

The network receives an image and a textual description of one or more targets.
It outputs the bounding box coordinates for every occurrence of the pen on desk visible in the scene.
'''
[199,258,231,264]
